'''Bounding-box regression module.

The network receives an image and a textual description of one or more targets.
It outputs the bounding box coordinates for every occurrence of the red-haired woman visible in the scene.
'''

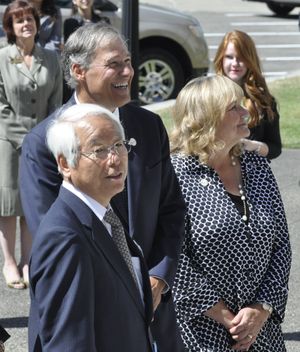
[214,30,281,160]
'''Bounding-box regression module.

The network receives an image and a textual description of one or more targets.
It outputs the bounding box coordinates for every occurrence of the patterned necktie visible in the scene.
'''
[104,209,138,288]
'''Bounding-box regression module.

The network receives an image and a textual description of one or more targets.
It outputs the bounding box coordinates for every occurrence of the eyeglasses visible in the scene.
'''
[80,139,136,160]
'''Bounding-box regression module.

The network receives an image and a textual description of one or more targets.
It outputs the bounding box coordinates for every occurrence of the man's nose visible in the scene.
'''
[107,151,121,165]
[121,63,133,76]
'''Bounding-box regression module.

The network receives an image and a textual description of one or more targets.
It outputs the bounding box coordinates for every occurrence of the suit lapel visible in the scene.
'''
[127,151,143,237]
[127,236,153,325]
[30,46,43,77]
[118,108,145,237]
[9,44,41,82]
[111,191,129,230]
[111,152,143,237]
[60,187,148,319]
[8,45,31,80]
[90,217,147,318]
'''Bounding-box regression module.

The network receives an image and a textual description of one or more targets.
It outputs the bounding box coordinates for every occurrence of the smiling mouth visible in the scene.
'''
[113,83,129,89]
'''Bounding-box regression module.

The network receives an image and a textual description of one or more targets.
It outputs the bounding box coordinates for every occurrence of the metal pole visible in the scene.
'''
[122,0,139,105]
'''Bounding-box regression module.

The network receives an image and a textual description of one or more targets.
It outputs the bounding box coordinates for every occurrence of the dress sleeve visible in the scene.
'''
[250,100,282,160]
[254,163,291,321]
[264,101,282,159]
[173,215,221,321]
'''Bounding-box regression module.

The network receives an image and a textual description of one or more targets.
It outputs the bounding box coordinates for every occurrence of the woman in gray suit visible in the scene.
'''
[0,0,62,289]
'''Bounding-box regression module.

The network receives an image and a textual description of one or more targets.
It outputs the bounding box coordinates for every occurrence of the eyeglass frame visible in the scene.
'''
[80,140,133,161]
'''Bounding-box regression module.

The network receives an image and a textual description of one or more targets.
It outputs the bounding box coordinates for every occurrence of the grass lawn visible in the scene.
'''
[157,76,300,149]
[269,76,300,149]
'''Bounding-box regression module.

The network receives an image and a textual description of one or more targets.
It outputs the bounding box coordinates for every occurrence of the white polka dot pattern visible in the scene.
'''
[171,151,291,352]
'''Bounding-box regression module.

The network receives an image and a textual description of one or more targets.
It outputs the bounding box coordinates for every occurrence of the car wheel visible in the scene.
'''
[267,3,294,16]
[138,48,185,105]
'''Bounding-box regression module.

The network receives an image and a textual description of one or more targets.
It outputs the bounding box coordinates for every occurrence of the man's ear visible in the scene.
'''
[71,63,86,82]
[57,154,72,179]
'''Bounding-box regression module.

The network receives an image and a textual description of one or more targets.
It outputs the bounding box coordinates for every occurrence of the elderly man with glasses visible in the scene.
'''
[29,104,154,352]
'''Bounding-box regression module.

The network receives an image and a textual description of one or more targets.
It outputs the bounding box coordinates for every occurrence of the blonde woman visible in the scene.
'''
[170,75,291,351]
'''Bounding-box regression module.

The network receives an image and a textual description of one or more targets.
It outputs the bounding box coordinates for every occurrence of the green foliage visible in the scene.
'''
[159,109,174,132]
[269,77,300,149]
[158,76,300,149]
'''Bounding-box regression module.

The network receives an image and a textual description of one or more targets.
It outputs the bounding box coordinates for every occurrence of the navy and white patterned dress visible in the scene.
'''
[171,151,291,352]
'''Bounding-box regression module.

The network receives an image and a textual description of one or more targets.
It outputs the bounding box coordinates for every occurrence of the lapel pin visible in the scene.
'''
[9,56,23,64]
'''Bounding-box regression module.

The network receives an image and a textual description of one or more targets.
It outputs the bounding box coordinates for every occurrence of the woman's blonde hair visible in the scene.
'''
[170,75,244,164]
[214,30,275,127]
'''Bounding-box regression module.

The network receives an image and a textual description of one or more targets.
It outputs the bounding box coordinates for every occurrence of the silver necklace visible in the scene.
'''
[231,155,248,222]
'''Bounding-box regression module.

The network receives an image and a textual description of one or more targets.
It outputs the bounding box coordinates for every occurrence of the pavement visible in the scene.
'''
[0,150,299,352]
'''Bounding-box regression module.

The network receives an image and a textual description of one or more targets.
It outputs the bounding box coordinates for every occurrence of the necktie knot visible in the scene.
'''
[103,208,121,228]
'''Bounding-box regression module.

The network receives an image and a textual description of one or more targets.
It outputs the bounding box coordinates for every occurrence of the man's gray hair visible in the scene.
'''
[62,23,128,89]
[46,104,124,169]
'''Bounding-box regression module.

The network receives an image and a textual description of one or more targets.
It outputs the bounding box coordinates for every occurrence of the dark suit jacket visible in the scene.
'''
[63,12,110,43]
[20,98,186,351]
[29,187,153,352]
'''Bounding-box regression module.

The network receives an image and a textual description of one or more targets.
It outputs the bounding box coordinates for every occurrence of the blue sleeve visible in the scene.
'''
[41,9,62,53]
[147,117,186,287]
[19,126,62,236]
[255,163,291,321]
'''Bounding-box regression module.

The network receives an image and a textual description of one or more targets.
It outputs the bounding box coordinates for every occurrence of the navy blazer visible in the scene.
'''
[20,98,186,351]
[29,187,153,352]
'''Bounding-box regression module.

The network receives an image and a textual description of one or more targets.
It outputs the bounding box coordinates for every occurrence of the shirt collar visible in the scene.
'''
[62,180,108,222]
[74,92,120,122]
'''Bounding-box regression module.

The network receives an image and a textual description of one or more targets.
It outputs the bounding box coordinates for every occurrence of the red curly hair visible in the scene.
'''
[214,30,275,127]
